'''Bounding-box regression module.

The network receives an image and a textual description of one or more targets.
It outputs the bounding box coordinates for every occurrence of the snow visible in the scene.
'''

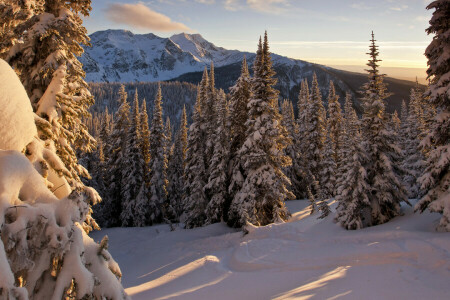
[0,59,37,152]
[91,200,450,300]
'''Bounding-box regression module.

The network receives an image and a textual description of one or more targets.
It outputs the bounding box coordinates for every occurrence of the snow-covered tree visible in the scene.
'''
[184,88,208,228]
[1,0,96,187]
[335,104,371,230]
[121,90,145,227]
[228,56,252,219]
[327,81,343,168]
[103,85,130,227]
[402,93,427,199]
[415,0,450,231]
[306,73,327,182]
[360,32,407,226]
[167,106,188,221]
[0,58,127,299]
[149,83,168,224]
[205,91,230,224]
[203,63,217,173]
[282,99,304,199]
[228,32,293,227]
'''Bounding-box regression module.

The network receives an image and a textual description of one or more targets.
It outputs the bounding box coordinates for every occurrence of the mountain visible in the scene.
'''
[80,29,421,113]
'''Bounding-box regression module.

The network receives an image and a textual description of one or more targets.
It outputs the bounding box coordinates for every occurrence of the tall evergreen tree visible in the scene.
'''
[228,56,252,219]
[149,83,168,224]
[327,81,343,168]
[335,104,371,229]
[306,73,327,184]
[205,91,230,224]
[228,32,293,227]
[1,0,96,187]
[320,131,337,197]
[103,85,130,227]
[282,99,304,198]
[134,99,152,227]
[121,90,145,226]
[415,0,450,231]
[167,106,188,221]
[360,32,407,226]
[184,87,208,228]
[402,92,426,199]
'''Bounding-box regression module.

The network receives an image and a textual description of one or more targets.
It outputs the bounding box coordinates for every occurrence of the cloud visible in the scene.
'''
[246,0,290,14]
[196,0,215,3]
[105,3,191,32]
[223,0,290,14]
[389,5,408,11]
[350,2,374,10]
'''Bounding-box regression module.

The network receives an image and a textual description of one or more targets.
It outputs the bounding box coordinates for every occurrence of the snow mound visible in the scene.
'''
[0,59,37,151]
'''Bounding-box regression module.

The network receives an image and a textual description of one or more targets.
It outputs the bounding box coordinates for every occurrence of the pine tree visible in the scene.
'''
[167,106,188,221]
[205,91,230,224]
[327,81,343,168]
[305,73,327,183]
[1,0,96,187]
[335,104,371,230]
[360,32,407,226]
[134,99,152,227]
[282,99,304,198]
[312,176,331,219]
[103,85,130,227]
[184,87,208,228]
[415,0,450,231]
[120,90,145,226]
[203,63,217,173]
[228,56,252,217]
[228,32,293,227]
[402,92,426,199]
[149,83,168,224]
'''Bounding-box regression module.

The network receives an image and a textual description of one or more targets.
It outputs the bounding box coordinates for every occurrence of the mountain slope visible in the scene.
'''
[80,30,421,113]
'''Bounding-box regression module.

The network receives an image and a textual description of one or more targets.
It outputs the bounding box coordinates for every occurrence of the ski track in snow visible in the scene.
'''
[90,200,450,300]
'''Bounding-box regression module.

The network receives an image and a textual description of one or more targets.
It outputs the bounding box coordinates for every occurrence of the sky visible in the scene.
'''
[83,0,434,82]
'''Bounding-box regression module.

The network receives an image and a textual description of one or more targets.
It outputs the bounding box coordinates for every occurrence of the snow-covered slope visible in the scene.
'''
[90,200,449,300]
[79,30,311,84]
[80,30,249,82]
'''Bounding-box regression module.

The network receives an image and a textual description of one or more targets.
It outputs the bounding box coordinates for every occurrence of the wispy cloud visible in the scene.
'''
[105,3,191,32]
[350,2,374,10]
[389,5,408,11]
[223,0,290,14]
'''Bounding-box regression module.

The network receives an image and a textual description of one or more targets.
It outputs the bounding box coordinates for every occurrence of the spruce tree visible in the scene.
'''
[134,99,152,227]
[360,32,407,226]
[149,83,168,224]
[205,91,230,224]
[335,104,371,230]
[228,56,252,217]
[306,73,327,183]
[184,88,208,228]
[415,0,450,231]
[121,90,145,226]
[1,0,96,186]
[167,106,188,221]
[103,85,130,227]
[282,99,304,199]
[402,93,426,199]
[228,32,293,227]
[327,81,343,168]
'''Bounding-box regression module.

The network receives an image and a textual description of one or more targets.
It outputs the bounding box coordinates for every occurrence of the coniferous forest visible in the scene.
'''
[0,1,448,299]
